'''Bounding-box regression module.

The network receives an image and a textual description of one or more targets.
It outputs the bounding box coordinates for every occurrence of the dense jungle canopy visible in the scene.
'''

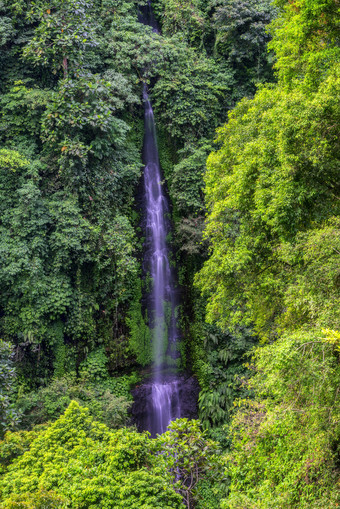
[0,0,339,507]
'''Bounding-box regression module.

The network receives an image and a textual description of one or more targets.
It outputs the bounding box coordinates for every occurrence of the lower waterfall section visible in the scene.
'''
[150,381,181,436]
[132,374,199,438]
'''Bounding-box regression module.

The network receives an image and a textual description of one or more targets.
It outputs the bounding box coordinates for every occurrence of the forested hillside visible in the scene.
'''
[0,0,339,507]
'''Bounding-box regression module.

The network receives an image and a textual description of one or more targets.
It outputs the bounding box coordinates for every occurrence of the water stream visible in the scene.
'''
[140,3,182,436]
[142,84,182,437]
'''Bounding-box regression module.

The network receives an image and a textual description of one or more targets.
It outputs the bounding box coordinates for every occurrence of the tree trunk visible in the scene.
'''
[63,56,68,78]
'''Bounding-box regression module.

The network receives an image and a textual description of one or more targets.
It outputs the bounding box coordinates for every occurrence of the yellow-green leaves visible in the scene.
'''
[0,402,185,508]
[269,0,340,89]
[196,65,340,337]
[0,150,29,173]
[323,329,340,353]
[223,328,340,508]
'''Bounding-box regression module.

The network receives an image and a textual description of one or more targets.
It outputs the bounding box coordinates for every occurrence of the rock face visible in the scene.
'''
[131,374,200,436]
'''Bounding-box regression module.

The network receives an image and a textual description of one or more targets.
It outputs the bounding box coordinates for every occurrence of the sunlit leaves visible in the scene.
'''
[269,0,340,89]
[223,329,340,508]
[0,402,185,508]
[196,66,340,336]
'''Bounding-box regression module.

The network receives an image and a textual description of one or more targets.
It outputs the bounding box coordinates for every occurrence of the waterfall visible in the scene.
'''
[131,2,199,436]
[139,3,182,437]
[142,84,182,437]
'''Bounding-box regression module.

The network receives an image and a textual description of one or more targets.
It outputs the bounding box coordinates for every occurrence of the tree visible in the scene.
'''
[211,0,276,97]
[223,329,340,508]
[152,46,233,141]
[155,418,224,509]
[196,63,339,337]
[0,402,185,508]
[154,0,207,48]
[269,0,340,89]
[23,0,98,77]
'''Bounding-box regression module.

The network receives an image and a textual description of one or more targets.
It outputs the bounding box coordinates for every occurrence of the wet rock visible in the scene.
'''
[131,373,200,436]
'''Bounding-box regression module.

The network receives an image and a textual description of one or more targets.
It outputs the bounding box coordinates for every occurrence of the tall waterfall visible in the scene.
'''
[142,84,182,437]
[131,1,199,436]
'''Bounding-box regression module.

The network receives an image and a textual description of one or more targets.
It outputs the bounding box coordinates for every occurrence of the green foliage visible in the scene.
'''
[3,4,338,509]
[196,63,340,337]
[23,0,99,77]
[152,47,233,141]
[223,329,340,508]
[0,341,21,435]
[211,0,276,97]
[0,405,231,508]
[42,73,136,158]
[155,418,226,509]
[0,148,29,172]
[79,347,109,382]
[155,0,207,47]
[3,489,68,508]
[102,372,140,399]
[0,178,89,346]
[0,82,49,151]
[126,280,152,366]
[0,402,185,508]
[0,0,144,382]
[277,218,340,332]
[193,325,256,430]
[269,0,340,89]
[170,139,211,217]
[0,12,13,47]
[194,2,340,506]
[176,216,207,257]
[0,0,279,388]
[0,426,47,474]
[16,366,137,430]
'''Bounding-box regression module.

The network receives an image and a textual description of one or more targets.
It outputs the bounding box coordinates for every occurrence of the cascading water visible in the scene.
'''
[130,0,200,438]
[142,84,182,437]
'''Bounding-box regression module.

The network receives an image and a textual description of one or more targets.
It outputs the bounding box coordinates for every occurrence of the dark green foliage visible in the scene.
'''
[0,0,143,384]
[0,82,49,152]
[154,0,207,48]
[211,0,276,97]
[152,48,233,141]
[23,0,99,77]
[126,281,152,366]
[171,139,212,217]
[15,347,139,429]
[17,375,131,430]
[41,73,139,191]
[193,325,256,430]
[0,341,21,435]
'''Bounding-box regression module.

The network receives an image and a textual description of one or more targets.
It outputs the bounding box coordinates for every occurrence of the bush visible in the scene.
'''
[0,402,185,509]
[17,375,131,430]
[223,329,340,508]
